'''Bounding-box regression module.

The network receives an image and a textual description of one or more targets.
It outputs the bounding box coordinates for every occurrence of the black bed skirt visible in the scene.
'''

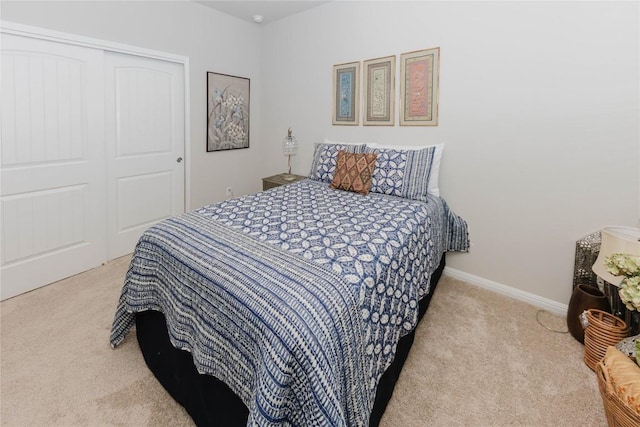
[136,253,446,427]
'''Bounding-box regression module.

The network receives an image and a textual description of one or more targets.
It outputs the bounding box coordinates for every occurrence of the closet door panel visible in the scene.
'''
[105,52,185,260]
[0,33,106,300]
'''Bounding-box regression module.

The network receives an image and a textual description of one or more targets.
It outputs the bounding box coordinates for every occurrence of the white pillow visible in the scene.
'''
[366,143,444,197]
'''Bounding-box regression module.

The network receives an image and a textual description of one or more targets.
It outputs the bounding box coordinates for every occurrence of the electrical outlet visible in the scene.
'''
[225,187,232,197]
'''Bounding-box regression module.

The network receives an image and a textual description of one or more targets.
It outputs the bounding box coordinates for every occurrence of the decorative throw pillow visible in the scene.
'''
[363,146,436,202]
[603,346,640,414]
[308,142,366,183]
[330,151,378,195]
[366,143,444,196]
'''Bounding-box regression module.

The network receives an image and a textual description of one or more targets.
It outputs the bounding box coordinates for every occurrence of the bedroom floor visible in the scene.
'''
[0,256,606,426]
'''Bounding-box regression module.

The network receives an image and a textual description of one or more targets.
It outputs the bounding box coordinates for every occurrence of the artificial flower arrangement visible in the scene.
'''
[605,253,640,364]
[605,253,640,311]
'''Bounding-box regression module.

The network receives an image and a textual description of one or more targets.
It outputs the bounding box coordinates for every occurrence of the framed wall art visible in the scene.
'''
[400,47,440,126]
[363,55,395,126]
[332,61,360,126]
[207,72,250,152]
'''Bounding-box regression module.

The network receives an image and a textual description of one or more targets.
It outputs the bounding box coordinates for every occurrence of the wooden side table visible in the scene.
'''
[262,173,305,191]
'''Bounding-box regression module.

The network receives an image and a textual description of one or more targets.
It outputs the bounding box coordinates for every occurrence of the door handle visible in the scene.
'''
[176,157,183,163]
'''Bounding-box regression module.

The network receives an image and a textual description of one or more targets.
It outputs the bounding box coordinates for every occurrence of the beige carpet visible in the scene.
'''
[1,256,606,426]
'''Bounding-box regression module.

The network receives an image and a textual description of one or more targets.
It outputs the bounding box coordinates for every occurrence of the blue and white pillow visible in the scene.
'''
[364,146,436,202]
[366,143,444,196]
[308,142,366,183]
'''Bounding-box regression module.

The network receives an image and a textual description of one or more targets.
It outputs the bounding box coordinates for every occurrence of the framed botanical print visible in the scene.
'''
[400,47,440,126]
[363,55,395,126]
[207,72,250,151]
[332,61,360,125]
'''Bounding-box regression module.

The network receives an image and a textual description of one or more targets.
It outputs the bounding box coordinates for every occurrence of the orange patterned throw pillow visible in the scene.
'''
[330,150,378,195]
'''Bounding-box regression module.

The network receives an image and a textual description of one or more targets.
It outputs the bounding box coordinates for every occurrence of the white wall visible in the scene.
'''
[2,0,638,306]
[1,0,266,209]
[260,1,640,305]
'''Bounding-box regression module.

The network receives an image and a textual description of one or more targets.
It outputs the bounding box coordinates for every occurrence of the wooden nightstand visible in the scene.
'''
[262,173,306,191]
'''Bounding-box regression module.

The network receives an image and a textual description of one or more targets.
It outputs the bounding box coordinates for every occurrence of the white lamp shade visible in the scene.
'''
[592,226,640,286]
[283,136,298,155]
[283,127,298,156]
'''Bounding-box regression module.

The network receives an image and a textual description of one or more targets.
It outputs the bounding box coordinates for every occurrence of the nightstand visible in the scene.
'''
[262,173,306,191]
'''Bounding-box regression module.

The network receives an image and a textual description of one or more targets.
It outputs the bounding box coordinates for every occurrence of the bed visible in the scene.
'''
[111,142,469,426]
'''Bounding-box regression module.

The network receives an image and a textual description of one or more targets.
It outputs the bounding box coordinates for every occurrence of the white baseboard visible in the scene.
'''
[443,267,568,317]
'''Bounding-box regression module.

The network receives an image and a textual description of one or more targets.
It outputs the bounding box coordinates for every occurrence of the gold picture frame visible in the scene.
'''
[332,61,360,125]
[363,55,395,126]
[400,47,440,126]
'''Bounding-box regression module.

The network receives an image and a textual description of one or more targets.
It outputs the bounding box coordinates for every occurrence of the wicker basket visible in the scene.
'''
[584,309,628,371]
[596,360,640,426]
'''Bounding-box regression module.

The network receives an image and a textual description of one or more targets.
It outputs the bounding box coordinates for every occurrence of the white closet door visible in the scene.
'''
[104,52,185,260]
[0,33,106,300]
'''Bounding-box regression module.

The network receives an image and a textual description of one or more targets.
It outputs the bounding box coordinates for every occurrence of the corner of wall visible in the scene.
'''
[443,267,568,316]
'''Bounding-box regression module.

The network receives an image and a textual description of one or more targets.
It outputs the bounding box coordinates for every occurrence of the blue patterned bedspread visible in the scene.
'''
[111,179,468,426]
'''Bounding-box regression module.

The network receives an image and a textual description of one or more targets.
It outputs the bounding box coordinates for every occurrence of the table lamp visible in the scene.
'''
[282,127,298,181]
[592,226,640,286]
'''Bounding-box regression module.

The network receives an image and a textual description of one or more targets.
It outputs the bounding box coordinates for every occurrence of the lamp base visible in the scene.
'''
[282,173,297,181]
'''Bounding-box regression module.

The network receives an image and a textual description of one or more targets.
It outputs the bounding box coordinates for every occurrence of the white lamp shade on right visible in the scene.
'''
[282,128,298,156]
[592,226,640,286]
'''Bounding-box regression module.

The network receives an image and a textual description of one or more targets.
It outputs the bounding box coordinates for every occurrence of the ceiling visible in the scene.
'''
[196,1,330,25]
